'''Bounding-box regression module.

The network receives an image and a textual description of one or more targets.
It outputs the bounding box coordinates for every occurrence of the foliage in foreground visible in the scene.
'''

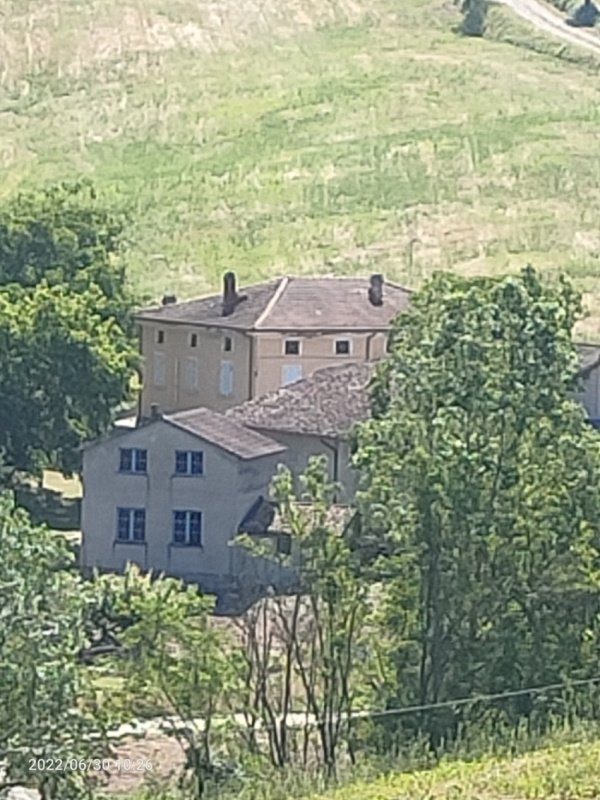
[0,183,138,478]
[354,268,600,745]
[127,731,600,800]
[0,494,107,799]
[5,269,600,799]
[302,737,600,800]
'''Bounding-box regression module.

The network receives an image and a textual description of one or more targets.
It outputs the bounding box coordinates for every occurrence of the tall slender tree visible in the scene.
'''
[354,269,600,742]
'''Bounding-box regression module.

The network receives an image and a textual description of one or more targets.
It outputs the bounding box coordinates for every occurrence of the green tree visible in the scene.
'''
[0,182,132,327]
[461,0,489,36]
[354,269,600,743]
[237,459,371,775]
[0,494,107,799]
[0,183,138,479]
[0,283,137,477]
[99,567,239,800]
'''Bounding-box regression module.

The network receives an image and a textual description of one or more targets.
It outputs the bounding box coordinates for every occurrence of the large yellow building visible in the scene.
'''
[135,272,412,416]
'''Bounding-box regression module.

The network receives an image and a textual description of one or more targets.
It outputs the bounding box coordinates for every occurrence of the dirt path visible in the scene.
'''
[498,0,600,54]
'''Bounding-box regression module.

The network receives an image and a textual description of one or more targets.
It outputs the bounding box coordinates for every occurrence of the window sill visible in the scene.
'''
[172,473,205,479]
[117,470,147,476]
[114,539,147,546]
[170,542,203,549]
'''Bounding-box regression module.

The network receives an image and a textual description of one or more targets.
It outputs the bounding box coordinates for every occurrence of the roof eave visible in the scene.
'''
[164,416,286,461]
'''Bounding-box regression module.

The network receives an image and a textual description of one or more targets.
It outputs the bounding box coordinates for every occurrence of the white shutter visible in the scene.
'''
[184,357,199,391]
[220,361,234,397]
[282,364,303,386]
[152,352,166,387]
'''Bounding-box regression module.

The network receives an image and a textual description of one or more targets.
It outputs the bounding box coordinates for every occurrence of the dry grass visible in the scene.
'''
[2,0,600,335]
[305,738,600,799]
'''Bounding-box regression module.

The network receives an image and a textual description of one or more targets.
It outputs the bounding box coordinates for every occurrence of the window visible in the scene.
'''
[335,339,351,355]
[173,510,202,546]
[284,339,301,356]
[153,352,166,387]
[156,330,164,344]
[282,364,303,386]
[223,336,233,353]
[220,360,234,397]
[184,357,199,391]
[277,533,291,556]
[190,333,198,348]
[175,450,204,476]
[119,448,147,474]
[117,508,146,542]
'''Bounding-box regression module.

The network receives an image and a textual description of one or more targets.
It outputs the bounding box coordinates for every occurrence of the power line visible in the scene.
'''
[104,675,600,739]
[344,675,600,724]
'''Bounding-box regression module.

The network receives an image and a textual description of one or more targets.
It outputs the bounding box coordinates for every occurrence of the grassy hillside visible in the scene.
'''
[3,0,600,335]
[304,738,600,800]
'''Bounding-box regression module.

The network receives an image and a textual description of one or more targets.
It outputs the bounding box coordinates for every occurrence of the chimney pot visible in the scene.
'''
[368,274,384,306]
[162,294,177,306]
[222,271,238,317]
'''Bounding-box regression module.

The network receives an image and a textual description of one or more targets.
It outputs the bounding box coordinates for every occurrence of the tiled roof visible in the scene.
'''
[136,276,411,332]
[226,362,375,438]
[136,279,281,330]
[165,407,286,461]
[226,343,600,439]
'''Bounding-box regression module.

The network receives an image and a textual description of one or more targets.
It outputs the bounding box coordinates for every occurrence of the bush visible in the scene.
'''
[461,0,489,36]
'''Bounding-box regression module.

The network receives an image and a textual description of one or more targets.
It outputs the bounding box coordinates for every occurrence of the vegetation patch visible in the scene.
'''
[302,739,600,799]
[2,0,600,335]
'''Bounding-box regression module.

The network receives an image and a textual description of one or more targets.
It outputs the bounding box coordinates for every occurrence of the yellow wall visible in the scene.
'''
[253,331,388,397]
[139,322,252,415]
[139,321,389,414]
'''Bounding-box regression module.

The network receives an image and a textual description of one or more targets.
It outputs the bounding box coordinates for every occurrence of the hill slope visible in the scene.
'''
[2,0,600,335]
[305,738,600,799]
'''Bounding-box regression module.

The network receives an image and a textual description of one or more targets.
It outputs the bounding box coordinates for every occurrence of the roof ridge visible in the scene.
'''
[254,276,289,329]
[139,277,282,312]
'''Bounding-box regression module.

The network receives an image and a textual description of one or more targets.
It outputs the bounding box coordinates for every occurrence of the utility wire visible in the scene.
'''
[341,674,600,724]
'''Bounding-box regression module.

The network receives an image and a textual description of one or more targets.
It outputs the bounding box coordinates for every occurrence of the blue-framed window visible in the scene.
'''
[175,450,204,476]
[119,448,147,474]
[173,510,202,546]
[117,508,146,542]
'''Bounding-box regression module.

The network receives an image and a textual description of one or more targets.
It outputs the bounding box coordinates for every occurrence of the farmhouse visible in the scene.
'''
[81,268,600,608]
[80,405,289,604]
[135,272,410,417]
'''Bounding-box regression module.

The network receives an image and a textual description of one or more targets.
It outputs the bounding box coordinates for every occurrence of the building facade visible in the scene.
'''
[135,273,410,417]
[80,407,287,602]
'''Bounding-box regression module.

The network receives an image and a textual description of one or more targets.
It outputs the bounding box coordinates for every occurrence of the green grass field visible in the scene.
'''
[2,0,600,336]
[303,739,600,800]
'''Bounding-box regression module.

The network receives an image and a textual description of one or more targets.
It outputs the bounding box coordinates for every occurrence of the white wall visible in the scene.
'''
[81,420,281,588]
[247,429,357,502]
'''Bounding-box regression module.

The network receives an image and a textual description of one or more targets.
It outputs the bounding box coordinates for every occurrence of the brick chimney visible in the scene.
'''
[150,403,162,420]
[368,274,384,306]
[222,271,238,317]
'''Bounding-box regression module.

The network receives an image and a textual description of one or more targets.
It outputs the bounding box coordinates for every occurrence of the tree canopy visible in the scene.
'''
[354,268,600,741]
[0,183,138,478]
[0,182,131,326]
[0,494,106,799]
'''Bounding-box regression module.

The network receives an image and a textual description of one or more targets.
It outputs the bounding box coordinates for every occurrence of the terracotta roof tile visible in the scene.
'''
[257,278,411,330]
[136,279,282,330]
[166,407,286,460]
[226,362,375,438]
[136,276,411,332]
